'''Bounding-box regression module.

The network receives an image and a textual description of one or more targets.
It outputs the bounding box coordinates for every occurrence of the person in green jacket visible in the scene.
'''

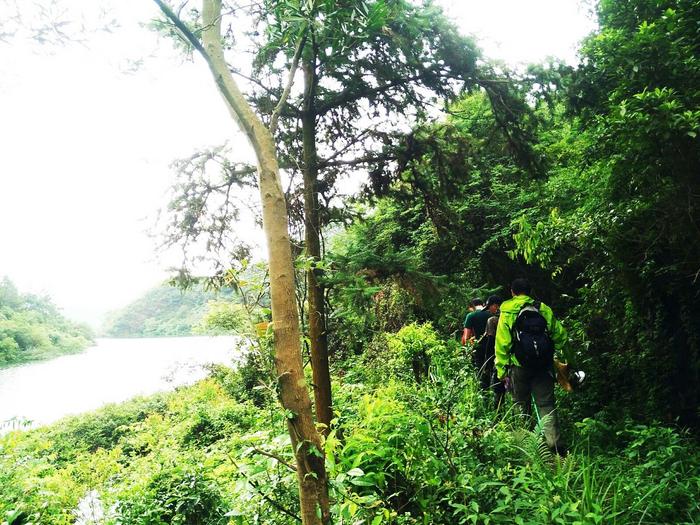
[495,278,568,454]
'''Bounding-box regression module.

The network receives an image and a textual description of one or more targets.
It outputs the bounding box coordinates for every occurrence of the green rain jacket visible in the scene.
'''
[494,294,568,379]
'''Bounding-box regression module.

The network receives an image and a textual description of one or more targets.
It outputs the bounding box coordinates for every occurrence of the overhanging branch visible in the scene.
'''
[152,0,207,56]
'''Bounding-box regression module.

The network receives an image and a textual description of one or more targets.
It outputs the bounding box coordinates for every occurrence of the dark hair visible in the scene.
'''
[511,278,531,296]
[470,297,484,307]
[485,295,503,307]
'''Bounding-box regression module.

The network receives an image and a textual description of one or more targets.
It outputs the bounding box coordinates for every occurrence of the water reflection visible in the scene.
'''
[0,336,237,430]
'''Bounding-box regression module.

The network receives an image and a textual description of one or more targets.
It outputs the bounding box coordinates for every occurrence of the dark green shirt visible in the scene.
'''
[464,308,492,339]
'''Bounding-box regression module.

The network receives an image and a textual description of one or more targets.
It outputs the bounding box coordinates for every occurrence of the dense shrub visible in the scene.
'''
[115,463,231,525]
[2,326,699,525]
[330,324,700,525]
[42,395,169,462]
[0,277,93,366]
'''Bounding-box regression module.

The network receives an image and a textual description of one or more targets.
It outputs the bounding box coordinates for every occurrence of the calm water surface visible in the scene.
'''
[0,336,238,430]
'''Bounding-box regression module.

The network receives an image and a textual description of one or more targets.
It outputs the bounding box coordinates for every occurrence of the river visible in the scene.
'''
[0,336,239,431]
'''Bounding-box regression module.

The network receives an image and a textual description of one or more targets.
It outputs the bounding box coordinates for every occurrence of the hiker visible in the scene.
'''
[495,278,568,454]
[464,297,493,387]
[483,295,505,409]
[461,298,483,344]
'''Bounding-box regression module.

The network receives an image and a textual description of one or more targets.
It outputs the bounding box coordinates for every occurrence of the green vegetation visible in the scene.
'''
[101,283,236,338]
[1,323,698,524]
[325,0,700,428]
[2,0,699,523]
[0,277,93,367]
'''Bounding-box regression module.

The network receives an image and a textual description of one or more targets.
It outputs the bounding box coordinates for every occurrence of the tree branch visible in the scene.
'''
[232,69,301,117]
[270,29,307,135]
[317,72,428,115]
[319,153,396,170]
[252,446,297,472]
[154,0,263,147]
[152,0,207,56]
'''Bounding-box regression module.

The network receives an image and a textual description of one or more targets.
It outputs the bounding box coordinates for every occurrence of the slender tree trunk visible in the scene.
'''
[255,130,330,525]
[153,1,331,522]
[302,52,333,435]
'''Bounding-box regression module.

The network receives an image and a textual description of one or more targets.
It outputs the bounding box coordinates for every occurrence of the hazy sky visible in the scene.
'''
[0,1,596,327]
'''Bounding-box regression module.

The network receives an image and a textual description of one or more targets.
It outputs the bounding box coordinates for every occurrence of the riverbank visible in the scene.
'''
[0,339,94,371]
[0,277,95,368]
[1,324,698,525]
[0,321,94,369]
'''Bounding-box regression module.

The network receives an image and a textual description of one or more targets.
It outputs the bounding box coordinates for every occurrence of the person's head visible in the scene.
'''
[470,298,484,311]
[485,295,503,314]
[510,278,531,297]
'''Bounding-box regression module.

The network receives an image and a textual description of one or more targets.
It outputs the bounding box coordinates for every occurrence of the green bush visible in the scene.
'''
[115,463,231,525]
[43,395,168,462]
[206,352,274,407]
[180,402,257,448]
[351,323,452,385]
[331,325,700,525]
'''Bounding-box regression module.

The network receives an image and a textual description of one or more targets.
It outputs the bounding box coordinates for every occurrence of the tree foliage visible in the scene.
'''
[326,0,700,427]
[4,1,700,523]
[0,277,93,366]
[101,282,238,338]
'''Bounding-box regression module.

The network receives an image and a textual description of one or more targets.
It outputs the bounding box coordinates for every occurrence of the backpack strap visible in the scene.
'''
[512,301,548,338]
[514,301,539,323]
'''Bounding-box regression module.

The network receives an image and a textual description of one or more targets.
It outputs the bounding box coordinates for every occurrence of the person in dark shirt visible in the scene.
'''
[465,296,498,389]
[461,298,483,344]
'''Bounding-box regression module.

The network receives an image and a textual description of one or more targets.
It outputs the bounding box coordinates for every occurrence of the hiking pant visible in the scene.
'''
[481,349,495,391]
[492,367,506,412]
[510,365,562,450]
[473,340,490,390]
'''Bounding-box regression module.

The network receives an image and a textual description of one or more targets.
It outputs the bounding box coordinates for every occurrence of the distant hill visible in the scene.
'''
[0,277,94,367]
[101,283,235,337]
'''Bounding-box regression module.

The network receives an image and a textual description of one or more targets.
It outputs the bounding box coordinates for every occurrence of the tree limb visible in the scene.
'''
[154,0,262,145]
[319,153,396,170]
[152,0,208,56]
[232,69,301,117]
[270,29,307,135]
[251,446,297,472]
[317,71,439,115]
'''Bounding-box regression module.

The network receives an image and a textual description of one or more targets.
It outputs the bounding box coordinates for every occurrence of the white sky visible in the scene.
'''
[0,1,596,327]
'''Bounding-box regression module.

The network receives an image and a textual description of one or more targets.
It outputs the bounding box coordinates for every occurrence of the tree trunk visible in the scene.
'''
[173,1,332,523]
[256,131,330,525]
[302,52,333,435]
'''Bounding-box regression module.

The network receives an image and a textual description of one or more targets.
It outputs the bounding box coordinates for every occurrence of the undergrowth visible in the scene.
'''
[1,323,698,524]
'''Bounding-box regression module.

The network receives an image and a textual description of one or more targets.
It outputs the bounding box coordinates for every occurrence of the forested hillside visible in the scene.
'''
[101,283,236,337]
[0,277,94,366]
[1,1,699,524]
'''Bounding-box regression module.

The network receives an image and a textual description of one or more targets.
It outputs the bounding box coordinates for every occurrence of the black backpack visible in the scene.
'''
[512,302,554,370]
